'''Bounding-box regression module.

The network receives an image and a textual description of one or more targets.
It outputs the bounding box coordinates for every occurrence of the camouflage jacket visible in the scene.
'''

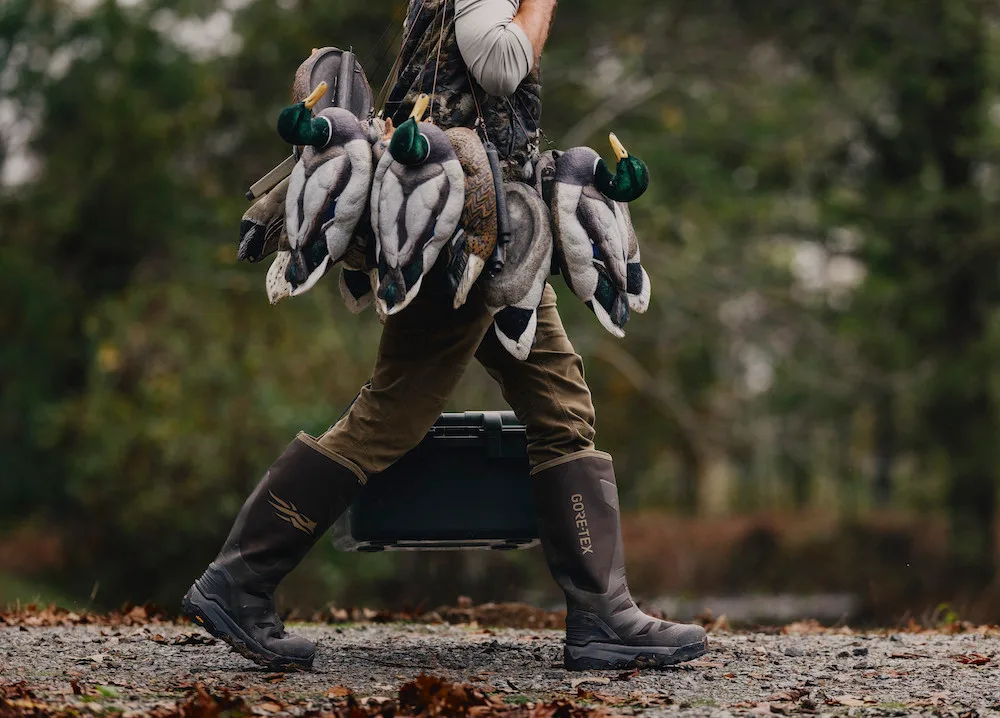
[384,0,542,178]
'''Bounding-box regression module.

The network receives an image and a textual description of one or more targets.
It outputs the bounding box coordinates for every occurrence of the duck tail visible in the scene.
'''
[284,248,310,289]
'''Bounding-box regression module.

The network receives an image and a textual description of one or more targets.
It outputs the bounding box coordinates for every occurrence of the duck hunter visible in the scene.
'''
[183,0,710,671]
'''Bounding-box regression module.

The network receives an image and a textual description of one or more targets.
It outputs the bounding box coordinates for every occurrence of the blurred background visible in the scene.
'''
[2,0,1000,625]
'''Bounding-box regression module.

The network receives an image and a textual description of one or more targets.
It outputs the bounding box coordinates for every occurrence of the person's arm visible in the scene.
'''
[455,0,556,98]
[511,0,556,67]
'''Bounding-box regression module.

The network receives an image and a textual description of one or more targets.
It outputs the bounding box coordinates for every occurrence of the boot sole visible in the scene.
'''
[564,636,708,671]
[182,585,313,672]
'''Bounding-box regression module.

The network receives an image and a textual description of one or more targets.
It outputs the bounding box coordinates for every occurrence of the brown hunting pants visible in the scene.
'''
[318,262,597,474]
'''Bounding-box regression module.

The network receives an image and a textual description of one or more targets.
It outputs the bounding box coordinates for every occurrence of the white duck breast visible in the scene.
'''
[551,146,649,338]
[371,122,464,315]
[481,182,554,360]
[284,107,373,298]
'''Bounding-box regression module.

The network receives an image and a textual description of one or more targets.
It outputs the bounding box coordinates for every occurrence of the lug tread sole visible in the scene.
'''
[565,637,709,671]
[182,586,312,672]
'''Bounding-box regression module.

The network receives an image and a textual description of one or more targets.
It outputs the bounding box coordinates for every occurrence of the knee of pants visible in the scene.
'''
[523,392,597,468]
[317,386,444,476]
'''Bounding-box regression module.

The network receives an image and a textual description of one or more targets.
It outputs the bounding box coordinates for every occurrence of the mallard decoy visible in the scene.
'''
[550,134,652,337]
[444,127,497,309]
[239,176,289,263]
[278,82,373,296]
[481,182,553,360]
[371,94,464,315]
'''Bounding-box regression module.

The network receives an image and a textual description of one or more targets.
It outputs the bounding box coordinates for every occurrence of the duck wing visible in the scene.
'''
[239,176,288,263]
[371,122,464,315]
[481,182,553,360]
[617,200,651,312]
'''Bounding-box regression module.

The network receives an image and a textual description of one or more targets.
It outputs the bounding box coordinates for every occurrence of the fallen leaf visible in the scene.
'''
[326,685,351,698]
[256,700,284,713]
[765,689,807,702]
[613,668,639,681]
[953,653,991,665]
[830,695,868,707]
[570,676,611,690]
[907,691,951,708]
[170,632,216,646]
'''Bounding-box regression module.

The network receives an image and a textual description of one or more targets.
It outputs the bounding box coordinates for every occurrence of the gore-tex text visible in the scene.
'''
[571,493,594,555]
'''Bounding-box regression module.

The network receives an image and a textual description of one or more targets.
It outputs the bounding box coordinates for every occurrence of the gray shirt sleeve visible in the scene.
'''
[455,0,534,98]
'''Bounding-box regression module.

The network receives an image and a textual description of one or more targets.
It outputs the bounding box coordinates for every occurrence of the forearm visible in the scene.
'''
[511,0,556,66]
[455,0,555,97]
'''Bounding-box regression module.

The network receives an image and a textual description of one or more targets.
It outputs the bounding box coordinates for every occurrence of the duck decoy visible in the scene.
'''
[278,82,374,297]
[371,94,465,315]
[549,133,652,337]
[481,182,553,360]
[444,127,497,309]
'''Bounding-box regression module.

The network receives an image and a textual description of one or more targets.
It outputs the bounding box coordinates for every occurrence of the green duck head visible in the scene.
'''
[388,93,431,167]
[594,132,649,203]
[276,82,332,148]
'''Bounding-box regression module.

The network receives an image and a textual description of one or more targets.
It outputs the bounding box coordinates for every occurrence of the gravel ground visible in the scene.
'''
[2,621,1000,716]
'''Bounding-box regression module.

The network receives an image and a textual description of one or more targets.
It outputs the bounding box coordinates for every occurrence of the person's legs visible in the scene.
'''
[318,271,494,474]
[185,267,494,669]
[477,284,708,670]
[476,284,596,465]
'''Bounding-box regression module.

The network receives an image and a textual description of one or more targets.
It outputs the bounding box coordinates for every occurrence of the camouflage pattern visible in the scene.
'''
[384,0,541,179]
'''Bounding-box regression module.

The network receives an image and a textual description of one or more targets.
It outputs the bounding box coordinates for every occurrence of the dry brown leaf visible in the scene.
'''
[953,653,991,665]
[570,676,611,690]
[613,668,639,681]
[326,685,352,699]
[907,691,951,708]
[765,689,807,702]
[830,695,868,707]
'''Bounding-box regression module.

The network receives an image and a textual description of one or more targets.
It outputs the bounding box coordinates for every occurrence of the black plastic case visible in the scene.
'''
[331,411,539,552]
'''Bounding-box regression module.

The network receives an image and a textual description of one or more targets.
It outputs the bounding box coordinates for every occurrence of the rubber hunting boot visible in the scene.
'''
[183,433,365,670]
[533,452,708,670]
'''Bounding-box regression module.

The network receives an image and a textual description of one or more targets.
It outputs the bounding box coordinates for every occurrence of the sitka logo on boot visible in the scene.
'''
[570,494,594,555]
[268,491,318,535]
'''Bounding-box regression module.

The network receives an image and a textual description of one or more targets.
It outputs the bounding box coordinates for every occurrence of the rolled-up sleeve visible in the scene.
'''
[455,0,534,98]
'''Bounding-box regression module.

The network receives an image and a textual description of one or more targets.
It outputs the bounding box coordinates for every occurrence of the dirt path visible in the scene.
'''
[2,620,1000,716]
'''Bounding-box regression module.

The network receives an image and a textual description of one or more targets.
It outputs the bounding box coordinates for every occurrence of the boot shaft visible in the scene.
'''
[219,433,366,589]
[531,451,623,597]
